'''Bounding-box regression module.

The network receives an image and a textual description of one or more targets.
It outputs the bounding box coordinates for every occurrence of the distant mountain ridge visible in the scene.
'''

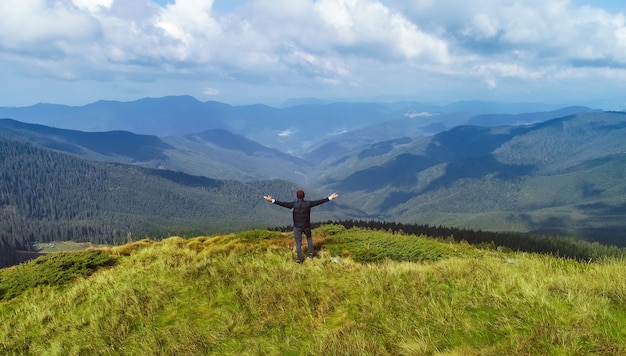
[0,118,172,162]
[0,96,592,154]
[0,118,312,183]
[1,97,625,246]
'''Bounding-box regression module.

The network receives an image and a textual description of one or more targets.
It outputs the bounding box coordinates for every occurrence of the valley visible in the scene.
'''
[1,97,625,257]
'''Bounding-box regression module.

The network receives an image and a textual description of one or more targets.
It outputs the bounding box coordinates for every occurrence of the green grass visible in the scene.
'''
[0,250,118,301]
[1,226,625,355]
[318,224,471,262]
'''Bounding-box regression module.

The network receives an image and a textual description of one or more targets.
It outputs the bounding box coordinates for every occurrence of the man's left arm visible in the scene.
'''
[310,193,339,207]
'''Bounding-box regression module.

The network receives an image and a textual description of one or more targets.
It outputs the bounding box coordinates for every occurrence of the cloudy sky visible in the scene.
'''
[1,0,626,108]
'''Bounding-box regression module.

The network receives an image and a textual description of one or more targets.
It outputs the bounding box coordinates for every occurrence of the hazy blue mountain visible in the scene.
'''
[0,96,228,135]
[0,119,312,183]
[440,100,565,114]
[186,128,297,160]
[0,96,585,154]
[0,97,396,152]
[0,118,173,163]
[162,129,312,183]
[466,106,599,127]
[293,106,596,163]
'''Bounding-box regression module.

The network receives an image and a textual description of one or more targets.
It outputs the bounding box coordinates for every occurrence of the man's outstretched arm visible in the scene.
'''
[264,195,294,208]
[308,193,340,208]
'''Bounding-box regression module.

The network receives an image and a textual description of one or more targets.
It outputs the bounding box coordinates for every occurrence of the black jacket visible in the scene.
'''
[273,198,331,228]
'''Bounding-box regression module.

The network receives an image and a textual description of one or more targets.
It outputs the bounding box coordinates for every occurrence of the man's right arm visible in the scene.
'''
[264,195,293,208]
[274,200,294,209]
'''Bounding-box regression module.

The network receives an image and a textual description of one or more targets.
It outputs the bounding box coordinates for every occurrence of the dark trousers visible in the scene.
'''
[293,227,313,261]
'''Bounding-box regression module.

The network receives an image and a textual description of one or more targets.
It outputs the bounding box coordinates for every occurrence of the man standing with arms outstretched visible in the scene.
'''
[264,190,339,263]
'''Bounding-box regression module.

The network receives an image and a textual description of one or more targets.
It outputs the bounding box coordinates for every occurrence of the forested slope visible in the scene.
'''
[315,112,626,244]
[0,138,352,266]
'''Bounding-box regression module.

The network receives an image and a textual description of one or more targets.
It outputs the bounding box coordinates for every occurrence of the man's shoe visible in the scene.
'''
[296,259,303,264]
[308,253,315,259]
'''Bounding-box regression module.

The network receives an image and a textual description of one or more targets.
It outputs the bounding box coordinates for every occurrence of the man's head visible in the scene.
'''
[296,190,305,199]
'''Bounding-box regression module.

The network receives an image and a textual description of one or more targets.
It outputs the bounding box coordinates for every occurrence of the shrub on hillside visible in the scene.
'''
[314,224,348,237]
[322,228,460,263]
[235,229,282,241]
[0,250,118,301]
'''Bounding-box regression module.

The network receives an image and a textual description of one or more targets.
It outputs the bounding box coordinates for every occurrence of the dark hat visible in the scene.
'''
[296,190,305,199]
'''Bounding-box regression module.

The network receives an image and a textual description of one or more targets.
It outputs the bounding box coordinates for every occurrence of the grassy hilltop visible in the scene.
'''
[1,225,626,355]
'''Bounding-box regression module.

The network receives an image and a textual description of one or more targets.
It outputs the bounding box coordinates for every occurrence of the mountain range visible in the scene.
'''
[1,96,625,247]
[0,96,592,154]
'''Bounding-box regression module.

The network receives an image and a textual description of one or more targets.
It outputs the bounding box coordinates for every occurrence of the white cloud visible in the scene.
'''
[278,129,294,137]
[469,13,500,39]
[203,87,220,95]
[154,0,221,61]
[404,111,438,118]
[1,0,626,107]
[0,0,101,50]
[435,0,626,65]
[72,0,113,12]
[313,0,450,64]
